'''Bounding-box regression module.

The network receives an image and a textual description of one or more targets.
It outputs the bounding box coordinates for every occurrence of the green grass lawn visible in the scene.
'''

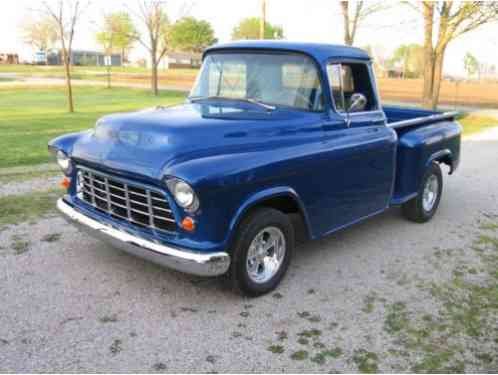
[0,189,62,228]
[459,114,498,136]
[0,64,198,79]
[0,86,186,168]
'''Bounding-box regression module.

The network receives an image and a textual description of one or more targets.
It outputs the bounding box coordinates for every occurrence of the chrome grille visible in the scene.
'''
[77,167,176,232]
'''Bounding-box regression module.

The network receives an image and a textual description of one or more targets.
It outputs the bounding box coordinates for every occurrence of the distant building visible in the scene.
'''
[47,50,122,66]
[0,53,19,65]
[374,64,404,79]
[164,52,202,69]
[34,51,47,65]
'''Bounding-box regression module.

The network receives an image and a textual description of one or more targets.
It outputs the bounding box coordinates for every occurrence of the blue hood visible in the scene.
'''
[70,102,322,180]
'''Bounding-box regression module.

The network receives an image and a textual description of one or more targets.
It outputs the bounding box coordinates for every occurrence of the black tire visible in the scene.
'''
[228,207,294,297]
[402,161,443,223]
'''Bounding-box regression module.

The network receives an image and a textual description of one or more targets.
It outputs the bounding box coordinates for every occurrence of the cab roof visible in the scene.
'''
[204,40,371,62]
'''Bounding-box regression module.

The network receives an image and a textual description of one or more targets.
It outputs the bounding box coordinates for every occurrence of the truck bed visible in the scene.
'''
[383,105,459,130]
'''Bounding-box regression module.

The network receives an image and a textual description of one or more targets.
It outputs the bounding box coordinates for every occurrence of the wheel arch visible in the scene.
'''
[426,149,455,174]
[226,187,313,249]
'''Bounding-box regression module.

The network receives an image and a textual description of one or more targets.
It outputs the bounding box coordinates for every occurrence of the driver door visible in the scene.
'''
[318,62,396,234]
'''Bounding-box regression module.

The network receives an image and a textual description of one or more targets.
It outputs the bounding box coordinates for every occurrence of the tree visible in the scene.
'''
[363,44,393,76]
[260,0,267,39]
[339,1,385,46]
[129,1,170,96]
[390,44,424,78]
[96,12,138,64]
[417,2,498,109]
[20,16,58,53]
[39,0,88,113]
[463,52,479,79]
[169,17,216,52]
[231,17,283,40]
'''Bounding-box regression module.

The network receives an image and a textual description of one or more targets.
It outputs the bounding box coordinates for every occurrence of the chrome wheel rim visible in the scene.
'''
[246,226,286,284]
[422,174,439,212]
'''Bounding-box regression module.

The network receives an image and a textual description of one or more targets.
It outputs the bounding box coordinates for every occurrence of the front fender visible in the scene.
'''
[48,131,90,155]
[225,186,313,248]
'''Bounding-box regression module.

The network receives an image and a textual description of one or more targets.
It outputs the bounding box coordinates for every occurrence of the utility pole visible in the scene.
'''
[260,0,266,39]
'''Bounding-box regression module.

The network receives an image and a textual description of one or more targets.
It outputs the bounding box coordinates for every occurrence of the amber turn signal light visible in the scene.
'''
[181,217,195,232]
[61,177,71,189]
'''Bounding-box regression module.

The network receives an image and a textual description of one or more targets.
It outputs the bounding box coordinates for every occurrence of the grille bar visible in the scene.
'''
[146,190,154,227]
[77,167,176,232]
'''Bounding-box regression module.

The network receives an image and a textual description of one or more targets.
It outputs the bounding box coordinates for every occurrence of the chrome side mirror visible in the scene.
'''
[349,93,367,112]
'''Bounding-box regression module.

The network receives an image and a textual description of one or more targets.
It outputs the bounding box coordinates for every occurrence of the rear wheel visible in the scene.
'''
[402,162,443,223]
[228,208,294,297]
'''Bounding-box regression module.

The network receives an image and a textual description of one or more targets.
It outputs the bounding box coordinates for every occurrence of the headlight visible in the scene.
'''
[166,178,199,212]
[56,150,73,175]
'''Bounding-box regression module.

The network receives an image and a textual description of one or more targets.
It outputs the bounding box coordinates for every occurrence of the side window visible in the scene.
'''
[326,64,345,112]
[342,63,378,112]
[341,65,354,93]
[327,62,378,112]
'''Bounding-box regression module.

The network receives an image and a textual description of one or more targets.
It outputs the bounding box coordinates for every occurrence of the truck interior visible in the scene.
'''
[327,62,378,112]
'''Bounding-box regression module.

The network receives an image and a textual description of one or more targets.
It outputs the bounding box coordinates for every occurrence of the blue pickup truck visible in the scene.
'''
[50,41,461,296]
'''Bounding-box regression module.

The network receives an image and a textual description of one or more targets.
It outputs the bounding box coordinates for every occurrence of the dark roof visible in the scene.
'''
[204,40,371,62]
[167,52,202,59]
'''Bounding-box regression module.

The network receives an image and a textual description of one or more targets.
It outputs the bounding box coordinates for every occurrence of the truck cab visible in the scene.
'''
[50,41,461,296]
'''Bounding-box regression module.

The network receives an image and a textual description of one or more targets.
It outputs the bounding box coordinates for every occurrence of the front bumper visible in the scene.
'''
[57,198,231,277]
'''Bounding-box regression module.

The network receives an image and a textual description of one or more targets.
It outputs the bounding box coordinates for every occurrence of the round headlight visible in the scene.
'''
[56,150,72,174]
[166,178,199,212]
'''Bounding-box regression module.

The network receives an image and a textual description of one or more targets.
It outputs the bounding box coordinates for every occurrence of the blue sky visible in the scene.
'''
[2,0,497,76]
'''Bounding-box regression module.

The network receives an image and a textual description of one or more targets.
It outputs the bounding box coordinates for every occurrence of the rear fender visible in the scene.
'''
[392,120,461,205]
[426,149,455,174]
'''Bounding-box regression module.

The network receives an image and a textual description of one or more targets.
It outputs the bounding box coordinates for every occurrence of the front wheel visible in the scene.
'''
[402,161,443,223]
[228,208,294,297]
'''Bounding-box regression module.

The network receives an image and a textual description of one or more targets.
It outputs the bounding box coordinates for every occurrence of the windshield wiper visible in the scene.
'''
[188,96,276,111]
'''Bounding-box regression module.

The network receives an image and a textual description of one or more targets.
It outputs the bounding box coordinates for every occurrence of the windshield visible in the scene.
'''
[189,52,324,111]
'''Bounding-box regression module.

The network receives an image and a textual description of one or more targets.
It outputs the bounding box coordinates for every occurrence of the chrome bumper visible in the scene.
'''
[57,198,230,277]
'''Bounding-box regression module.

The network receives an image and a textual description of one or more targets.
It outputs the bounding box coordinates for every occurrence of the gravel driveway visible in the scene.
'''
[1,134,497,372]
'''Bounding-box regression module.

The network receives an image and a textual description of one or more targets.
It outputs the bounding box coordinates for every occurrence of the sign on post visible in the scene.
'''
[104,55,112,88]
[104,55,112,66]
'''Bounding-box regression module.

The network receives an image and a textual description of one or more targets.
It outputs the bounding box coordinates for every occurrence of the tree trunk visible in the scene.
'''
[151,51,159,96]
[61,48,74,113]
[422,57,435,108]
[421,2,434,109]
[106,65,111,89]
[341,1,352,46]
[260,0,266,39]
[430,47,446,109]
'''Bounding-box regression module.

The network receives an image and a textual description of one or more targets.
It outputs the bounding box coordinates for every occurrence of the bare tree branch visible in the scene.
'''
[339,1,390,46]
[127,1,171,95]
[36,0,89,112]
[416,1,498,109]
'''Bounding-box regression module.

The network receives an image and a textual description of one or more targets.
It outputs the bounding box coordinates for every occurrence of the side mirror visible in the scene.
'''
[349,93,367,112]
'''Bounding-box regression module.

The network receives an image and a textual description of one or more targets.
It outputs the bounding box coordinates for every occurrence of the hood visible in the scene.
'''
[71,102,321,180]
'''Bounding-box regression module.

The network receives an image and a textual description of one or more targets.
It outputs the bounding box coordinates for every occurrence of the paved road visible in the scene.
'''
[1,134,497,372]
